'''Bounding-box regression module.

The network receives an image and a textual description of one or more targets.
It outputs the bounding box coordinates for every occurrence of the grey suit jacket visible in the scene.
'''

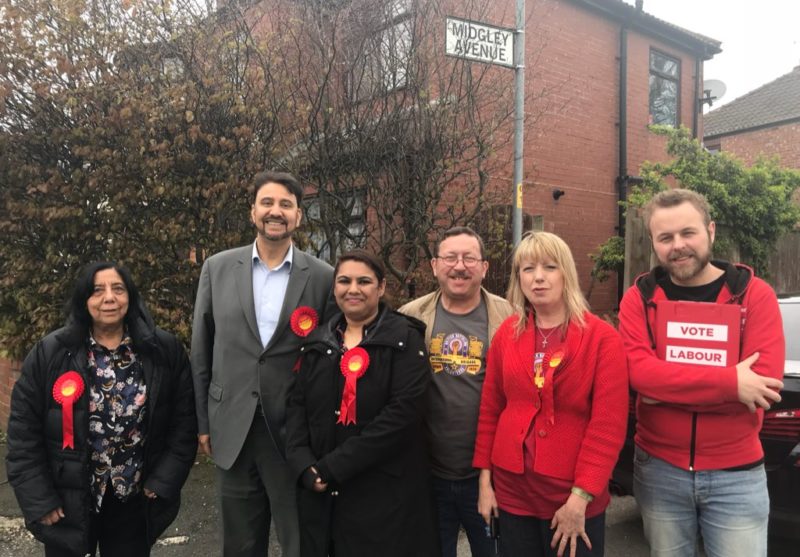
[191,244,334,470]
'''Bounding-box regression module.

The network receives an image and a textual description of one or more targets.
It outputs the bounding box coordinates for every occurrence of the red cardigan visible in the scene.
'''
[473,312,629,498]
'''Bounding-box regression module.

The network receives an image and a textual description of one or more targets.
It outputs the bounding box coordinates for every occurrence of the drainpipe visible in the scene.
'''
[616,24,628,304]
[693,57,700,138]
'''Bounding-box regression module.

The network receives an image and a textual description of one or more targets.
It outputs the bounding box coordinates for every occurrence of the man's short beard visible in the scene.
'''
[258,228,293,242]
[663,244,712,283]
[255,216,296,242]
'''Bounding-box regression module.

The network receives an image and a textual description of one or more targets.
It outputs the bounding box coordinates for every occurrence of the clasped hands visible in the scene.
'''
[303,465,328,493]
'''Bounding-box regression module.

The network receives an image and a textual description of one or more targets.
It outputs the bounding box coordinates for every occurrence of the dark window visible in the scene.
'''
[649,50,680,127]
[345,0,413,101]
[374,16,412,90]
[305,192,366,260]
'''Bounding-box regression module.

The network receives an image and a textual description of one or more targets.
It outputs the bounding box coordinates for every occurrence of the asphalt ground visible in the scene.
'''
[0,441,794,556]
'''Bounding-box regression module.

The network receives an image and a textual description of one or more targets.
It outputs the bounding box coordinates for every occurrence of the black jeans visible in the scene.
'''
[44,490,149,557]
[498,508,605,557]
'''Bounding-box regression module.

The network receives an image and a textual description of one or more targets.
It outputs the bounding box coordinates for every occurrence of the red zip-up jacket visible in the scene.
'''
[618,261,785,471]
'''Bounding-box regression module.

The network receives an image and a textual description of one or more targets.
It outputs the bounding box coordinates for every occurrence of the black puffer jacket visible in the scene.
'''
[6,307,197,555]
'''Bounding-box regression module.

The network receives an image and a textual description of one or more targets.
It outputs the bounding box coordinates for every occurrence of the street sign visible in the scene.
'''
[445,17,514,68]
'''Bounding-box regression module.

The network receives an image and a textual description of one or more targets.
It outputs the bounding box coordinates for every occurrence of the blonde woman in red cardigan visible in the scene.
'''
[474,231,628,557]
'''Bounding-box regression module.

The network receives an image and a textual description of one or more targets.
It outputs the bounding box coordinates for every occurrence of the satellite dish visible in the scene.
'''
[701,79,727,108]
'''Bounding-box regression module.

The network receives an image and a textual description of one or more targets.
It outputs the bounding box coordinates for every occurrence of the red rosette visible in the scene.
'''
[545,349,565,369]
[340,347,369,377]
[52,371,85,449]
[337,347,369,425]
[290,306,319,337]
[541,349,565,426]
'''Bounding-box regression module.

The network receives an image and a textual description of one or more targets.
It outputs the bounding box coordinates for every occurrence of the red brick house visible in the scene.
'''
[0,0,721,430]
[218,0,720,314]
[453,0,720,310]
[704,65,800,169]
[232,0,722,311]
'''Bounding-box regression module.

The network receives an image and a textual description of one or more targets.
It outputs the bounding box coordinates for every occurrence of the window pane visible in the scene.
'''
[305,193,366,259]
[649,74,678,126]
[389,0,411,19]
[379,19,412,90]
[306,199,321,219]
[650,51,679,77]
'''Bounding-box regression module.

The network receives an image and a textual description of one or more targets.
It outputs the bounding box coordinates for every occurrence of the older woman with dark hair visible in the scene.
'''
[474,232,628,557]
[6,261,197,557]
[286,249,439,557]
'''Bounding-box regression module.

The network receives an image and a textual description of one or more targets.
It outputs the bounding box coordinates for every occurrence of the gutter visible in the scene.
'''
[693,58,700,138]
[705,115,800,142]
[568,0,721,60]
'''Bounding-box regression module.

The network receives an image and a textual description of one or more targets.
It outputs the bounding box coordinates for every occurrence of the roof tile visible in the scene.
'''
[704,66,800,138]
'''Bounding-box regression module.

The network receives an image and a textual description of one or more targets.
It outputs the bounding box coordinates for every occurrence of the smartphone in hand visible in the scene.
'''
[490,515,500,539]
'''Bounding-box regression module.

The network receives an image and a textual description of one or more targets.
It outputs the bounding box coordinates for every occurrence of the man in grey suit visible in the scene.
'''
[191,170,333,557]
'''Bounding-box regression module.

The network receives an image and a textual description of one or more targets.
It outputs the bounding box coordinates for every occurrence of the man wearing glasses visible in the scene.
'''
[400,227,513,557]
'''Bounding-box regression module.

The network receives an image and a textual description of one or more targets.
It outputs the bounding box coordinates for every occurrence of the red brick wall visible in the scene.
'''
[0,357,22,432]
[712,122,800,169]
[449,0,704,312]
[521,0,623,312]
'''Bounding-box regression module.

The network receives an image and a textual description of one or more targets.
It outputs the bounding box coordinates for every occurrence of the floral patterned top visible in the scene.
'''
[87,333,147,511]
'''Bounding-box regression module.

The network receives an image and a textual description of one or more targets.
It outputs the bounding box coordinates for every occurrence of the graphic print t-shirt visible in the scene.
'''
[425,298,489,480]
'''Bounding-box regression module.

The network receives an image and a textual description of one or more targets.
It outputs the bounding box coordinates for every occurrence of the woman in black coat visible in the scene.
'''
[286,250,439,557]
[6,261,197,557]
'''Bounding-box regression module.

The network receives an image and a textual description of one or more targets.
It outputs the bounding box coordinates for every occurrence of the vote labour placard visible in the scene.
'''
[655,301,741,367]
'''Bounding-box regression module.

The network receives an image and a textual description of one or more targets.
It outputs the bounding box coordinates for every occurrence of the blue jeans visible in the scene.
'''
[633,445,769,557]
[432,476,496,557]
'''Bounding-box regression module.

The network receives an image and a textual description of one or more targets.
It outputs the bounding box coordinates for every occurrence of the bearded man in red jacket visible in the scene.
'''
[618,188,785,557]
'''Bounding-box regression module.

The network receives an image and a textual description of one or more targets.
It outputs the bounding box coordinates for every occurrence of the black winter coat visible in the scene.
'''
[6,311,197,555]
[286,306,440,557]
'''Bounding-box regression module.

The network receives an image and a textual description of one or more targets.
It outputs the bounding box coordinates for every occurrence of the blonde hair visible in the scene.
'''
[506,231,589,337]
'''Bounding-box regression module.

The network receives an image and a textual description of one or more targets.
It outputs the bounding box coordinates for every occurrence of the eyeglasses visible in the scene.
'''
[436,254,483,267]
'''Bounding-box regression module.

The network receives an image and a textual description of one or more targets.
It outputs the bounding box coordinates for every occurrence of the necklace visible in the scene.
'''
[536,324,558,348]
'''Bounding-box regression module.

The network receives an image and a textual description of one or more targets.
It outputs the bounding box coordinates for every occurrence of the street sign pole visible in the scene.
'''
[444,14,523,246]
[512,0,525,247]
